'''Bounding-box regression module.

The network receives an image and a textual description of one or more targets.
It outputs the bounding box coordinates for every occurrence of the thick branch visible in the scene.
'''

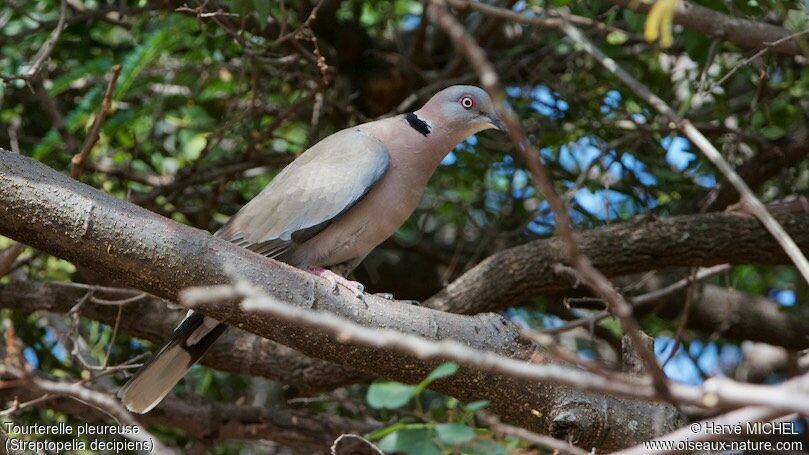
[0,377,373,449]
[0,281,368,393]
[651,283,809,351]
[702,124,809,211]
[0,150,679,450]
[0,365,174,453]
[609,0,805,55]
[426,212,809,314]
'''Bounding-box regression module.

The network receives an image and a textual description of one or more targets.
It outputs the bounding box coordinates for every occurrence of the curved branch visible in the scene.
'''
[0,150,679,451]
[426,212,809,314]
[0,281,368,393]
[653,283,809,351]
[0,375,374,449]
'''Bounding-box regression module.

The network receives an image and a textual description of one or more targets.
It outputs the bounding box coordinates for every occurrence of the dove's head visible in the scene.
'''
[418,85,506,136]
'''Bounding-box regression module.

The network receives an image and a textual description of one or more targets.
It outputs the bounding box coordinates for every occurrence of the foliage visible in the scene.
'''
[1,0,808,452]
[366,363,507,455]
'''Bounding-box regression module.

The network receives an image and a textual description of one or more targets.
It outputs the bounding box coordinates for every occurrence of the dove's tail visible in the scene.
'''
[118,311,227,413]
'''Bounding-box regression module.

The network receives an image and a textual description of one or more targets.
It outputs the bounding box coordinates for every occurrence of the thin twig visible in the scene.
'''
[662,267,697,366]
[102,304,123,368]
[7,117,21,154]
[478,411,591,455]
[0,0,68,82]
[543,264,730,335]
[559,22,809,286]
[0,243,25,278]
[426,0,672,402]
[90,292,148,306]
[182,282,809,414]
[711,28,809,89]
[71,64,122,179]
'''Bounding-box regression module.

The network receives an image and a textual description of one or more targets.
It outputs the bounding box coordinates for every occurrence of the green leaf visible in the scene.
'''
[182,133,208,160]
[464,400,490,412]
[784,9,808,33]
[760,125,786,140]
[49,57,113,96]
[252,0,270,28]
[367,381,416,409]
[434,423,475,445]
[378,429,441,455]
[415,362,459,394]
[462,439,507,455]
[622,10,646,31]
[606,30,628,45]
[425,362,459,382]
[626,99,643,114]
[231,0,253,16]
[367,422,423,441]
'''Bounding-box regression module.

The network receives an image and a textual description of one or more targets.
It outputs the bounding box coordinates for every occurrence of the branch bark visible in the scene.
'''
[0,375,374,449]
[0,150,680,450]
[609,0,806,56]
[650,283,809,351]
[426,212,809,314]
[0,281,369,393]
[701,124,809,211]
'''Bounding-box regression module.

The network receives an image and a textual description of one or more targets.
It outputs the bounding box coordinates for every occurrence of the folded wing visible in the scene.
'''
[215,128,390,258]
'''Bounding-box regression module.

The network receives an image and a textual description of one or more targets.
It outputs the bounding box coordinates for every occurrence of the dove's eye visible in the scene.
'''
[459,96,475,109]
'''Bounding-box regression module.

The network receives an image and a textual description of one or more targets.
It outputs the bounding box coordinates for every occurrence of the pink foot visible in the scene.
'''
[305,266,365,301]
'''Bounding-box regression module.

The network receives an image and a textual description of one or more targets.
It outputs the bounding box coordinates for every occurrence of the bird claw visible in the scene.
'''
[373,292,394,300]
[305,266,366,303]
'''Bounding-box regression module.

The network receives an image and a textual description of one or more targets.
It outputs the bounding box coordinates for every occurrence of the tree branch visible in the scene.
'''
[0,0,68,82]
[608,0,807,56]
[560,22,809,285]
[0,149,680,451]
[425,212,809,314]
[0,370,374,449]
[183,281,809,416]
[71,64,123,180]
[427,0,670,402]
[650,283,809,351]
[0,365,175,454]
[701,124,809,211]
[0,281,369,393]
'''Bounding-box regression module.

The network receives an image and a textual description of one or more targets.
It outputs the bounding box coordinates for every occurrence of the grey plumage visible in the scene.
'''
[119,85,503,414]
[216,128,390,259]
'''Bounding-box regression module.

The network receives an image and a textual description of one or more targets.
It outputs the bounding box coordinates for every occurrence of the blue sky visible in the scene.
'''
[488,84,801,387]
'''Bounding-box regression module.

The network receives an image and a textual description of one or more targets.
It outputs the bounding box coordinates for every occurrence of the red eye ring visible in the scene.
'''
[459,95,475,110]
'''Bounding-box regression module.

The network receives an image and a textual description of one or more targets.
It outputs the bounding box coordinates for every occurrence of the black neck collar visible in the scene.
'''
[405,112,431,137]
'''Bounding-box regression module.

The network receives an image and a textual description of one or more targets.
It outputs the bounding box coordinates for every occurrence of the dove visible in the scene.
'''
[119,85,504,413]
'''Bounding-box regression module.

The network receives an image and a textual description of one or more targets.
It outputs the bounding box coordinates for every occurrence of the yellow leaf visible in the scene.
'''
[644,0,679,48]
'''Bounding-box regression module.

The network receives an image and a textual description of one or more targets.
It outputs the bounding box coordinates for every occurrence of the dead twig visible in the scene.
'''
[426,0,672,402]
[71,64,122,179]
[0,243,25,278]
[559,22,809,286]
[182,281,809,415]
[0,0,68,82]
[662,268,698,366]
[478,411,591,455]
[543,265,730,335]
